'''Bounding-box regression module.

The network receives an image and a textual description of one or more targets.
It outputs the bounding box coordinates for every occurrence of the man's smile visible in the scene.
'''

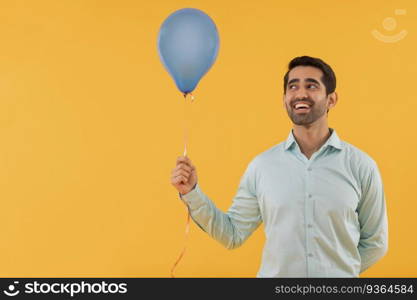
[292,101,313,113]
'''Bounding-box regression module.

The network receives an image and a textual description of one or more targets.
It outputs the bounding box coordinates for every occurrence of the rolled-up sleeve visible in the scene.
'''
[180,161,262,249]
[358,161,388,273]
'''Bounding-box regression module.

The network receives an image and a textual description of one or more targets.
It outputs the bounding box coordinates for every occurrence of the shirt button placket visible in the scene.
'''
[305,165,314,276]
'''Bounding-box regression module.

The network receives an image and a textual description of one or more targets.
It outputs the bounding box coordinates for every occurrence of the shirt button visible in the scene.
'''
[307,167,312,171]
[308,194,312,198]
[308,253,313,257]
[307,224,313,228]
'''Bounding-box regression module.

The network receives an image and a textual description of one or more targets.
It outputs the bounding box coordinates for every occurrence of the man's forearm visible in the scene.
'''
[358,241,388,273]
[180,184,244,249]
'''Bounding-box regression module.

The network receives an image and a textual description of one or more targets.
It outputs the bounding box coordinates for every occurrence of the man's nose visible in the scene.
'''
[295,87,308,99]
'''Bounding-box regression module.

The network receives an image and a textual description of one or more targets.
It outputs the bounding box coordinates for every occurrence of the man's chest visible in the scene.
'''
[255,157,362,223]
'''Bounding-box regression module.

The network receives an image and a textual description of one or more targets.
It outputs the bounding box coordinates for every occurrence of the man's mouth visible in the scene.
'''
[293,102,312,113]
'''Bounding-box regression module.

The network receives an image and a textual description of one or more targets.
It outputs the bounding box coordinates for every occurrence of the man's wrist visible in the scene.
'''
[179,183,197,198]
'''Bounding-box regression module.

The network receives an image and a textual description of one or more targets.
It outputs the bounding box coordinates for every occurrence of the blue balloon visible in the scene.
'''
[158,8,219,95]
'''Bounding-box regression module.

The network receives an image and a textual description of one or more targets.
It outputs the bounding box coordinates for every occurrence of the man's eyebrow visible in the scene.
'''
[288,78,299,85]
[288,78,321,85]
[305,78,320,85]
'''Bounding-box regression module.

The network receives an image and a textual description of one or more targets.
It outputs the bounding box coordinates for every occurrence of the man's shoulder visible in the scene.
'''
[249,141,287,166]
[340,140,379,170]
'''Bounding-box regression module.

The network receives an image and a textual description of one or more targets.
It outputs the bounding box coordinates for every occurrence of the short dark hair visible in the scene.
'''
[283,56,336,95]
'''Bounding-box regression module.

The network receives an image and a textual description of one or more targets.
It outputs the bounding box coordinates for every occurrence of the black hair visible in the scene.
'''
[283,56,336,95]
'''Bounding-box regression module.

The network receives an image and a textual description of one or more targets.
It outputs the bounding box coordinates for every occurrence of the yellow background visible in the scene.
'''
[0,0,415,277]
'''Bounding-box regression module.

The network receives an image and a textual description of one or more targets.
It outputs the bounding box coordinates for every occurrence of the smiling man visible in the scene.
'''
[171,56,388,277]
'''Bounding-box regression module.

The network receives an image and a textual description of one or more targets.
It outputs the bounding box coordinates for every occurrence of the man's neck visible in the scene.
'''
[292,120,331,159]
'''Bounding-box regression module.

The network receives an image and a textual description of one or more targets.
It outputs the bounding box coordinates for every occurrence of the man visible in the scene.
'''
[170,56,388,277]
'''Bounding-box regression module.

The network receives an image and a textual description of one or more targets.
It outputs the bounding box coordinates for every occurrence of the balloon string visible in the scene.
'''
[170,207,191,278]
[182,93,194,156]
[183,93,187,156]
[171,92,194,278]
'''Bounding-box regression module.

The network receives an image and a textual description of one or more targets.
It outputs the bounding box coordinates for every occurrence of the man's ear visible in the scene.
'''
[327,92,338,110]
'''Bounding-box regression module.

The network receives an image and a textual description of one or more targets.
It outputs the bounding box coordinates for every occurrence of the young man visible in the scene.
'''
[170,56,388,277]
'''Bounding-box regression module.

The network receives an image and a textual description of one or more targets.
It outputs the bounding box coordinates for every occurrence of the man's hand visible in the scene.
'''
[171,156,198,195]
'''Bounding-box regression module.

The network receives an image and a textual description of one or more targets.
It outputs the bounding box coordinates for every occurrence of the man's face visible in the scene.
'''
[283,66,335,126]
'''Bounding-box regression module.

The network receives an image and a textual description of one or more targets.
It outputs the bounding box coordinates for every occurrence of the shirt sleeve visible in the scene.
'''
[358,161,388,273]
[180,161,262,249]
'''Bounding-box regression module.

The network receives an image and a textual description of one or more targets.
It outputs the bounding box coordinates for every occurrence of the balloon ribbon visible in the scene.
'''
[171,93,194,278]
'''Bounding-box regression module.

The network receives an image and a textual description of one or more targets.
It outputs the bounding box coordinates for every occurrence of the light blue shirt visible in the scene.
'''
[181,129,388,277]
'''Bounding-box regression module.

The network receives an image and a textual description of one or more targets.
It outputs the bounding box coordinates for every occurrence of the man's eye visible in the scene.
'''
[289,85,297,89]
[307,84,318,89]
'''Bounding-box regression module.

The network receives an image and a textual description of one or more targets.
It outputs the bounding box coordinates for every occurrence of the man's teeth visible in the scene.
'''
[295,103,310,109]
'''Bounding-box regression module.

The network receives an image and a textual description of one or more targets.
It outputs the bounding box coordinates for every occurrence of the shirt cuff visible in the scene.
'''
[179,183,206,210]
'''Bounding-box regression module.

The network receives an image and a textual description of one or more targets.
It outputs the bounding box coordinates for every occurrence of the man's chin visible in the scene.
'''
[293,121,313,126]
[289,109,328,126]
[290,115,313,126]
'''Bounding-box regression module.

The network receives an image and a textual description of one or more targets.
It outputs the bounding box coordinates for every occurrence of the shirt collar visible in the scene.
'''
[284,128,343,151]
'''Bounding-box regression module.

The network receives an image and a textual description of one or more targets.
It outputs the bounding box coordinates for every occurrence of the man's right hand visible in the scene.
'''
[171,156,198,195]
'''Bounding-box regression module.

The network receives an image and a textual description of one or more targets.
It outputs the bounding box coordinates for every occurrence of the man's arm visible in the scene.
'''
[357,161,388,273]
[180,161,262,249]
